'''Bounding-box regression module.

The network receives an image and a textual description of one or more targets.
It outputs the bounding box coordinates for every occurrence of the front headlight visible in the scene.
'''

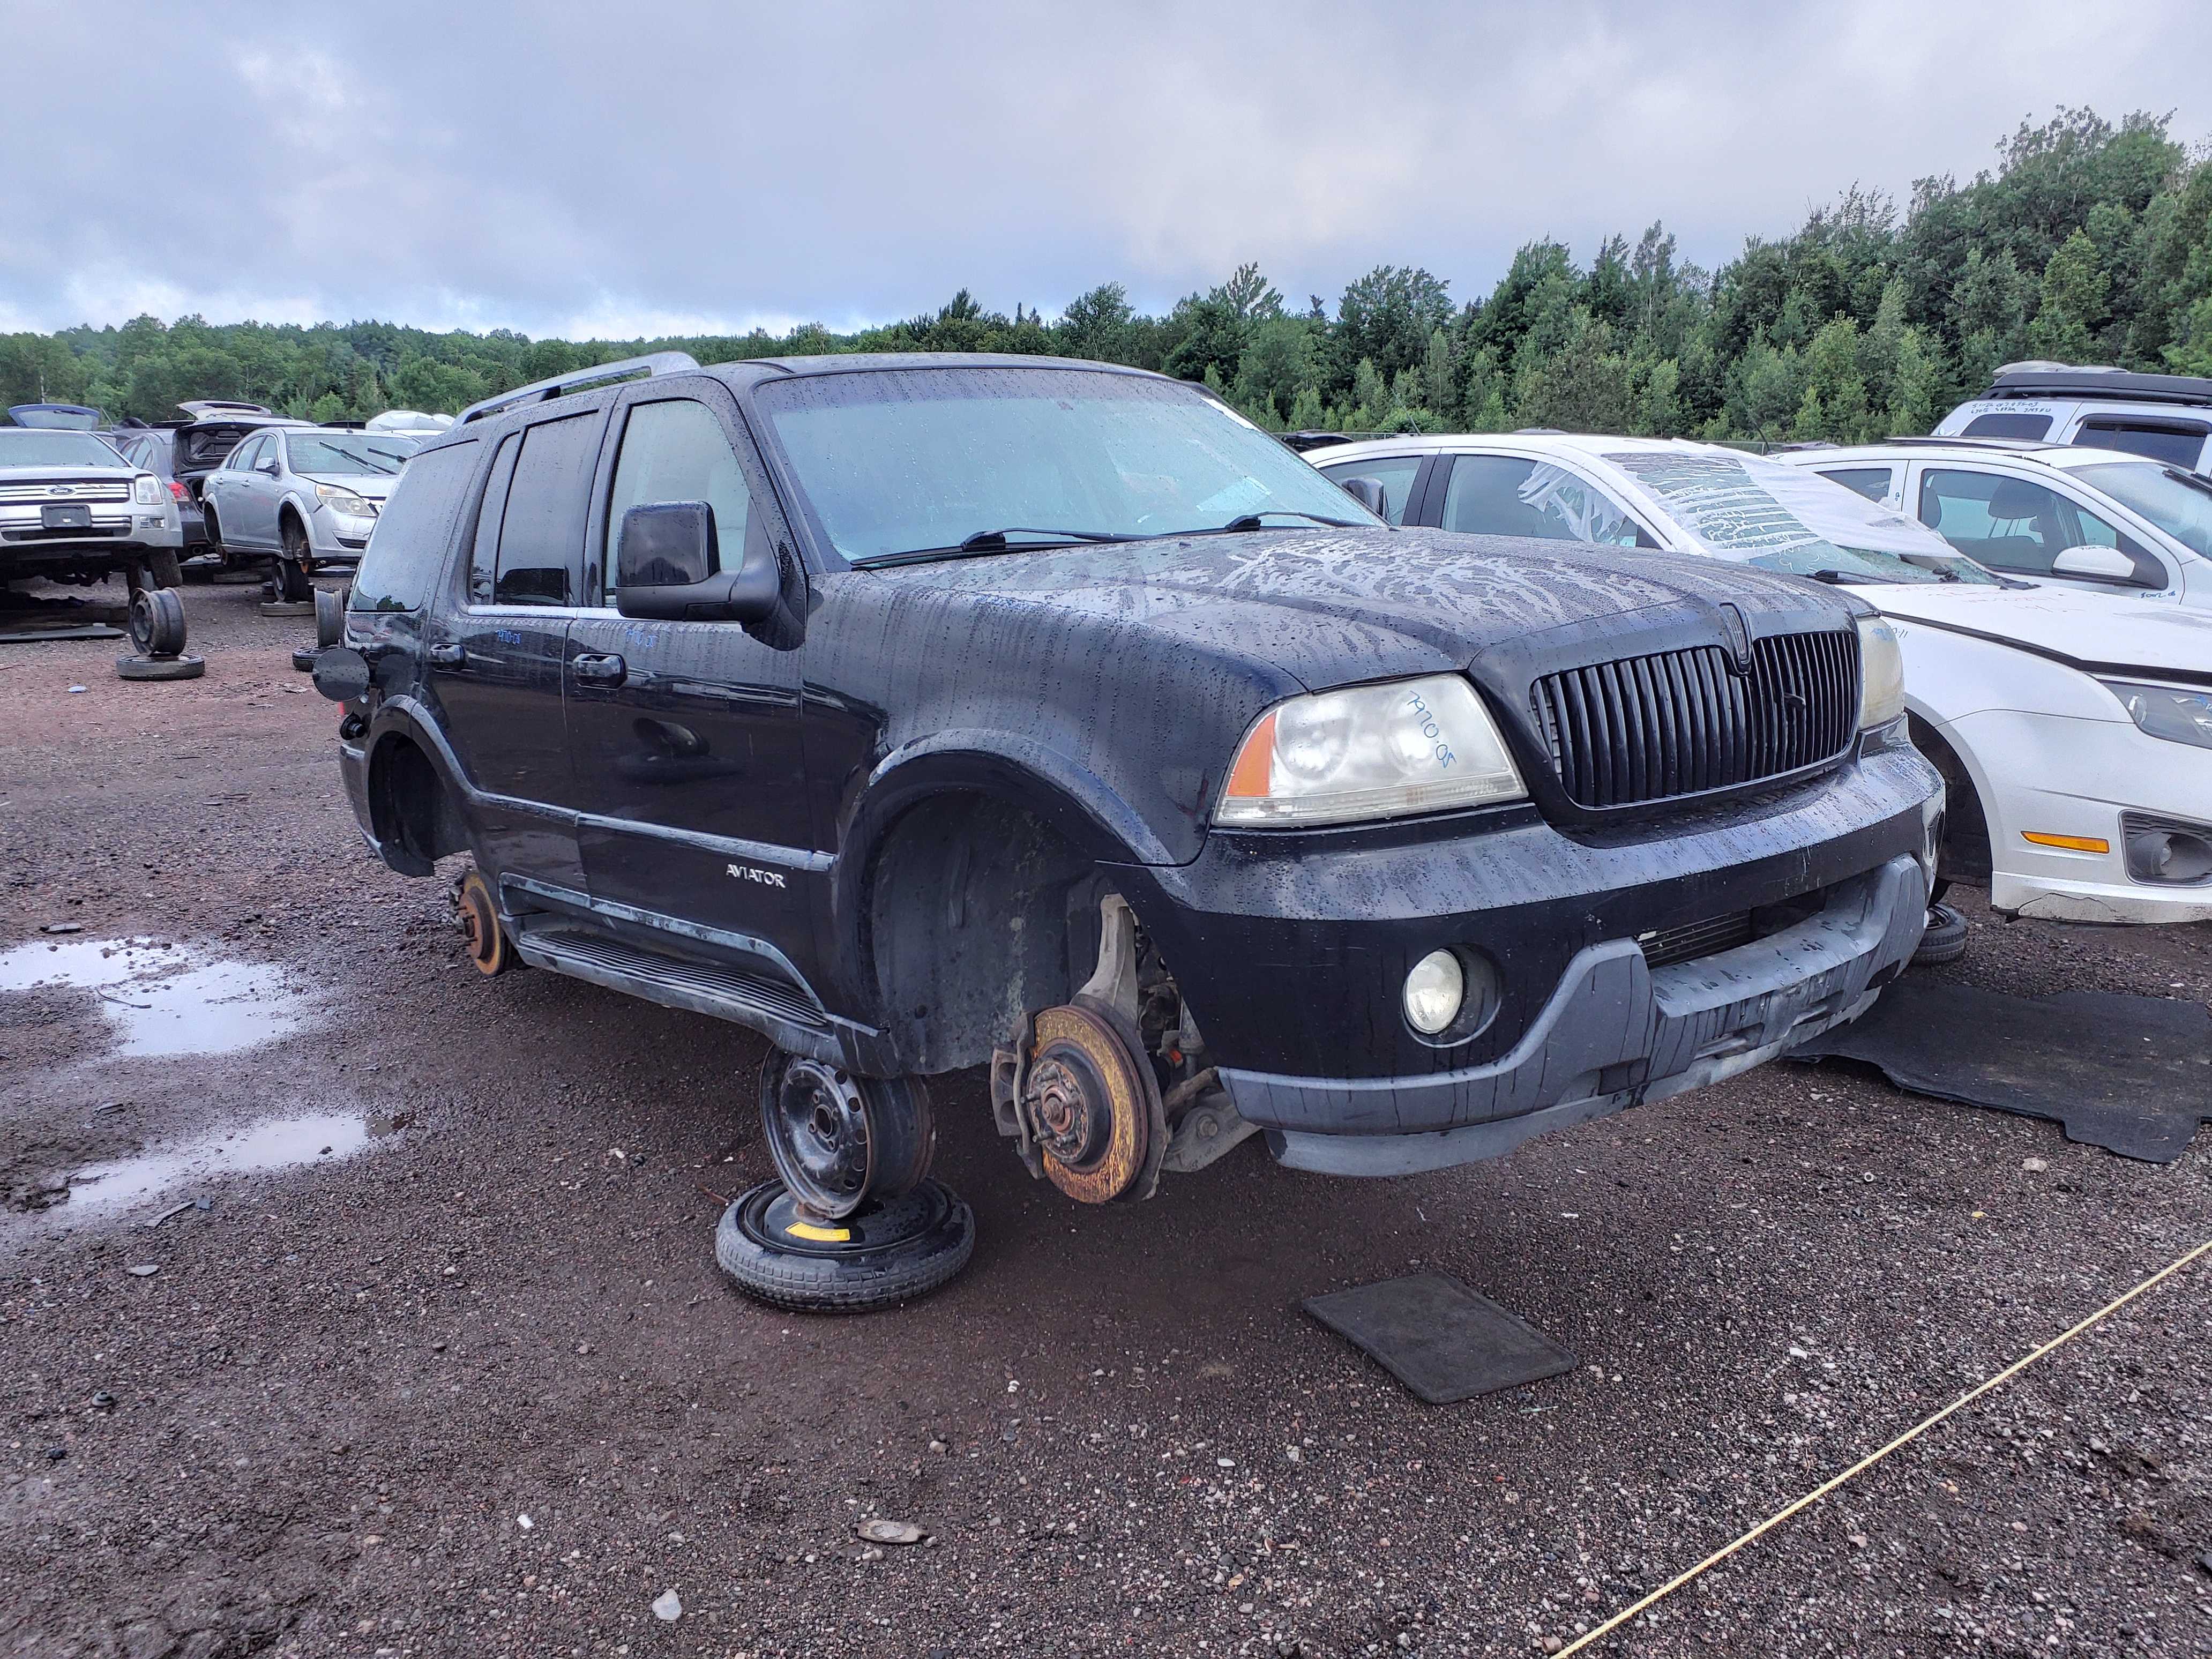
[2103,679,2212,751]
[315,483,377,518]
[1218,674,1526,827]
[1857,615,1905,729]
[132,473,163,506]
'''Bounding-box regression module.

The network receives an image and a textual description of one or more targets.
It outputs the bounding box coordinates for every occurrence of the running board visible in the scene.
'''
[511,923,841,1060]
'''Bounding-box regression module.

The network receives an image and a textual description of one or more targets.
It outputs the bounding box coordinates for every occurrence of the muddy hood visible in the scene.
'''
[870,527,1862,693]
[1867,582,2212,675]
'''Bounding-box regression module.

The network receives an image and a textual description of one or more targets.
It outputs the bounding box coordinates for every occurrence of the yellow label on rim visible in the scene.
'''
[785,1221,851,1243]
[2022,831,2110,854]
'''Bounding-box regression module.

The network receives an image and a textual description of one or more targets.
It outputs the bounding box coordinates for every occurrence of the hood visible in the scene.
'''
[298,471,397,498]
[865,525,1860,694]
[1866,581,2212,677]
[0,463,136,482]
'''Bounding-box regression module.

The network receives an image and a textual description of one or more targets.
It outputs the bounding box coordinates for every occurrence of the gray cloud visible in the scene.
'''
[5,0,2207,337]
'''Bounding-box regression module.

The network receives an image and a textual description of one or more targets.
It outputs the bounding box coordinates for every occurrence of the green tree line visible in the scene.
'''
[7,109,2211,442]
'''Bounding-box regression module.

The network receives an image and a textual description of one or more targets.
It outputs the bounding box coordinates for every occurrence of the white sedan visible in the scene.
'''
[1310,433,2212,926]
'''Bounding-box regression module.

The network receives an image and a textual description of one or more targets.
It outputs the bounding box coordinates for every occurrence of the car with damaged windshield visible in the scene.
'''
[313,352,1939,1302]
[1312,432,2212,930]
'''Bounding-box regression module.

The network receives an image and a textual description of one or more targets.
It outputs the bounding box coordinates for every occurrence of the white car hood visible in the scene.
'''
[1867,582,2212,675]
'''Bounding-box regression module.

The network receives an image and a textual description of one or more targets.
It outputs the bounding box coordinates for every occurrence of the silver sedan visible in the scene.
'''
[199,427,421,599]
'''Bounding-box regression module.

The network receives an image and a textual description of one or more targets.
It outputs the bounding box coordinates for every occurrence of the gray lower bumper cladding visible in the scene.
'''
[1227,854,1927,1177]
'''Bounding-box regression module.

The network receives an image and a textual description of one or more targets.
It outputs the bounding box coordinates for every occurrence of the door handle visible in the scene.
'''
[573,652,627,686]
[427,642,466,667]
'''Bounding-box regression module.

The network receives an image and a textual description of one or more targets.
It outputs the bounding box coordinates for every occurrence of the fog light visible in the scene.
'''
[1404,950,1465,1035]
[2123,813,2212,885]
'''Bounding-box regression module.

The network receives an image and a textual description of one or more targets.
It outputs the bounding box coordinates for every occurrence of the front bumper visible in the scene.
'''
[304,502,378,559]
[1121,745,1939,1174]
[1948,707,2212,925]
[1244,854,1926,1174]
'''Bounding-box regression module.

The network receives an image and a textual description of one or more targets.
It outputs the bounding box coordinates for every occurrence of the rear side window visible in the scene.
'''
[1816,466,1893,504]
[487,412,600,606]
[467,432,523,604]
[1962,412,2053,441]
[2074,419,2210,469]
[349,439,480,612]
[1315,455,1421,525]
[1439,453,1655,546]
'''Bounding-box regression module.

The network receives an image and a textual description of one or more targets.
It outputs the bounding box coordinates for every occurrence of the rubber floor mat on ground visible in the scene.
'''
[1304,1272,1578,1404]
[1790,980,2212,1162]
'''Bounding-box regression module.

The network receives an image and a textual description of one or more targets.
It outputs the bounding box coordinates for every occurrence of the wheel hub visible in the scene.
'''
[1020,1002,1160,1204]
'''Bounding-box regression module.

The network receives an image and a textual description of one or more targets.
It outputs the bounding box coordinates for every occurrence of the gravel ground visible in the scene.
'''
[3,578,2210,1659]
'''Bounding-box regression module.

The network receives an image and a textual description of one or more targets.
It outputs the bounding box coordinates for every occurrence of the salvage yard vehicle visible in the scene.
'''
[104,425,210,570]
[0,422,192,663]
[1312,433,2212,930]
[1934,361,2212,473]
[114,400,311,576]
[1776,437,2212,606]
[314,352,1941,1309]
[198,425,422,598]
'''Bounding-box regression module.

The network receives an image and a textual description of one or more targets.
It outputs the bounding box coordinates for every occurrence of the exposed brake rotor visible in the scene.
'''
[1023,996,1165,1204]
[453,870,511,976]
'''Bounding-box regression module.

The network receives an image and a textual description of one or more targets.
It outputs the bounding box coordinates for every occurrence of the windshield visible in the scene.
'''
[0,429,125,468]
[288,433,418,476]
[755,367,1379,563]
[2070,461,2212,561]
[1605,449,2002,585]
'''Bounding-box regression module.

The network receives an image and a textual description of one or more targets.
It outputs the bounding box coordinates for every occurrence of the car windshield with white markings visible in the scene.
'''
[287,434,419,476]
[1608,449,2003,585]
[0,430,126,468]
[756,366,1378,564]
[2070,461,2212,561]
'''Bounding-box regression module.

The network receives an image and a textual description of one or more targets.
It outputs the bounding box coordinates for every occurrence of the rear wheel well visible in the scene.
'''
[866,793,1108,1075]
[1909,714,1991,885]
[369,734,468,877]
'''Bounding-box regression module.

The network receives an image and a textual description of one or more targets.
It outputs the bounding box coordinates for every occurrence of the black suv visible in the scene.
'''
[317,353,1939,1295]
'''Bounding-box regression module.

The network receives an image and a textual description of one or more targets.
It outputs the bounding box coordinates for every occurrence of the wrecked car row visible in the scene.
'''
[1314,433,2212,928]
[312,351,1943,1309]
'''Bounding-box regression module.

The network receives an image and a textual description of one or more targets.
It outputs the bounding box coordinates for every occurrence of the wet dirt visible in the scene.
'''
[3,579,2211,1658]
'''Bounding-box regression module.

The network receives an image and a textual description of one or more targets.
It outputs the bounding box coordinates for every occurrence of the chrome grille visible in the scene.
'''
[0,479,132,504]
[1531,630,1859,810]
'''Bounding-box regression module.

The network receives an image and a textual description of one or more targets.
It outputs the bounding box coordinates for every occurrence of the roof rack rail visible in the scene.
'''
[1984,365,2212,407]
[457,352,701,425]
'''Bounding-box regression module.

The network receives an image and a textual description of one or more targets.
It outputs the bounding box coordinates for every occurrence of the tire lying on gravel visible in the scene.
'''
[715,1179,974,1312]
[1913,900,1969,967]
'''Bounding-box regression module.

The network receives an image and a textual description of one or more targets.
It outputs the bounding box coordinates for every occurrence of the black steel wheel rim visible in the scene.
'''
[763,1057,873,1219]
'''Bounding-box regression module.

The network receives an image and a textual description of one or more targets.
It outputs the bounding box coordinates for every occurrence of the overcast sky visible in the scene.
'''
[6,1,2209,340]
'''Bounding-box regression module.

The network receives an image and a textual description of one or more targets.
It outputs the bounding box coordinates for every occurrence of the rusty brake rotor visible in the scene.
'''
[1023,997,1165,1204]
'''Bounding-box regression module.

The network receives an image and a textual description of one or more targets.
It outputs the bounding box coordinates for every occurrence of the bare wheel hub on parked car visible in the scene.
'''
[1022,1002,1156,1204]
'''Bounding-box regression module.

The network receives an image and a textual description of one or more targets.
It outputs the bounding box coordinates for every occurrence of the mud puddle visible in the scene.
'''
[58,1111,371,1214]
[0,935,303,1057]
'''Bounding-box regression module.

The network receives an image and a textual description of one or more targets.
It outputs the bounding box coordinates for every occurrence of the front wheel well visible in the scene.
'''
[1909,714,1991,885]
[866,792,1110,1074]
[368,733,469,876]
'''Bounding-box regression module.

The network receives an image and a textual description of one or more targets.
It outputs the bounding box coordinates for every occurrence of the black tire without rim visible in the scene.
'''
[150,549,183,589]
[714,1179,975,1312]
[1914,901,1969,967]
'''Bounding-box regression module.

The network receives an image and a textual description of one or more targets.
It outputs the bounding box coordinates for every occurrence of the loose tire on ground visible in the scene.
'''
[128,587,188,657]
[150,549,183,589]
[1914,901,1969,967]
[714,1179,975,1312]
[116,653,205,681]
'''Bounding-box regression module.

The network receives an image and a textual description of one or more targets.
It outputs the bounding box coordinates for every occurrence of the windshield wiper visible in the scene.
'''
[1806,569,1876,586]
[856,527,1140,568]
[1217,509,1359,531]
[322,445,401,475]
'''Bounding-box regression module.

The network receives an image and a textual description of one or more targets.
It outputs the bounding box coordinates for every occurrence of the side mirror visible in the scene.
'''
[2050,544,2145,584]
[1337,475,1390,519]
[614,500,781,623]
[257,457,280,476]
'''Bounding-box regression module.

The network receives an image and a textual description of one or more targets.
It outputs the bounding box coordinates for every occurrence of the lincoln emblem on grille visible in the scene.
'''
[1716,602,1753,675]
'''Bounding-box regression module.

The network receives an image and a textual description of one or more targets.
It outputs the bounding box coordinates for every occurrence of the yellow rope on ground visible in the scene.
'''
[1557,1232,2212,1655]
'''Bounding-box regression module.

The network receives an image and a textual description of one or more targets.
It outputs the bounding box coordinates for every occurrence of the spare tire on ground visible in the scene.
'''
[1914,900,1969,967]
[715,1179,974,1312]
